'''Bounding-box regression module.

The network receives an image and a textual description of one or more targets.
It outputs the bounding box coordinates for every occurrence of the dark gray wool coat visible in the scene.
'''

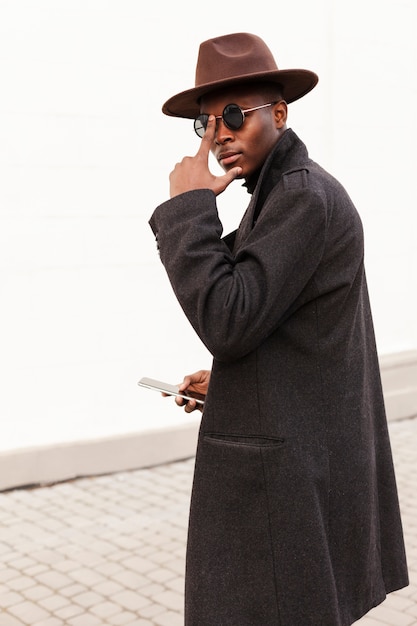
[149,129,408,625]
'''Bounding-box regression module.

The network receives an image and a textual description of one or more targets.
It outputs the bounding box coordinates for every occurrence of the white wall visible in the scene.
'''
[0,0,416,454]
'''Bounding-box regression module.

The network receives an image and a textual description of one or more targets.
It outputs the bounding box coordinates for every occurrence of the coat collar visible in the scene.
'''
[244,128,309,196]
[234,129,309,249]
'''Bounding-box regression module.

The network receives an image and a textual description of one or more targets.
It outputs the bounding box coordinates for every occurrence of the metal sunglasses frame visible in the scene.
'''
[194,101,277,137]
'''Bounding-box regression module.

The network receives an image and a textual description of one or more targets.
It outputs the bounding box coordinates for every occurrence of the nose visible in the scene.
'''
[215,119,234,144]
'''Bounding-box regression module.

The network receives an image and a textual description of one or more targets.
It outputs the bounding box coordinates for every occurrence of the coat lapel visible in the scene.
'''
[232,129,310,253]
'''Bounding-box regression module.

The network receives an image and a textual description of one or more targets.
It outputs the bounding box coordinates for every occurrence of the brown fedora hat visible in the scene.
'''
[162,32,319,119]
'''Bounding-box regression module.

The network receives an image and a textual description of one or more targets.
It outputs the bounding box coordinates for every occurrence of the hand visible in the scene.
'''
[169,116,242,198]
[176,369,211,413]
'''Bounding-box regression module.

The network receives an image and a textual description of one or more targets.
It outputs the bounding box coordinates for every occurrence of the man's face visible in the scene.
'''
[199,85,287,179]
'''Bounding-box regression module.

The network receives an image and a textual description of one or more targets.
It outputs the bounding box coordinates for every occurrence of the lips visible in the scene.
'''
[218,151,241,166]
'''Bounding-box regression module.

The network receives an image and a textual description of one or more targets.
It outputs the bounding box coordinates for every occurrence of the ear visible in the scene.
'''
[273,100,288,129]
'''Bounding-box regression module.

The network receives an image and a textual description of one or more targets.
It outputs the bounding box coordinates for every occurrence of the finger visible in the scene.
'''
[227,166,243,181]
[213,166,243,195]
[197,115,215,156]
[179,375,194,391]
[184,399,197,413]
[175,395,186,407]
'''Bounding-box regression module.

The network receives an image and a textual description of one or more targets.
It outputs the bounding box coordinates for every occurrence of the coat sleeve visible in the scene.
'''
[149,184,328,362]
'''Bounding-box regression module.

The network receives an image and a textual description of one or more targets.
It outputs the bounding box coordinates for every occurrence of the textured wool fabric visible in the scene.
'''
[149,129,409,625]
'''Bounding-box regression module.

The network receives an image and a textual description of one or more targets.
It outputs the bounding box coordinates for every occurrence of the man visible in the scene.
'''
[149,32,408,625]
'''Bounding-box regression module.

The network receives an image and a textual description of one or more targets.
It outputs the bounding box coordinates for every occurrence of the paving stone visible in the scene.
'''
[108,611,138,625]
[151,589,184,612]
[111,569,148,590]
[0,589,24,608]
[91,579,124,596]
[0,567,20,583]
[94,561,124,577]
[123,556,155,574]
[35,570,73,590]
[364,605,415,625]
[0,614,26,625]
[146,568,176,584]
[26,550,60,566]
[68,566,106,586]
[54,603,84,620]
[59,583,88,598]
[111,589,151,611]
[88,599,121,618]
[23,564,49,578]
[7,600,50,623]
[165,576,185,594]
[23,584,53,601]
[107,549,132,563]
[163,558,185,576]
[33,618,64,626]
[153,610,184,626]
[67,614,102,626]
[405,604,417,619]
[38,592,70,611]
[138,602,167,619]
[139,582,165,598]
[72,590,105,608]
[53,559,80,574]
[9,557,37,570]
[7,575,36,592]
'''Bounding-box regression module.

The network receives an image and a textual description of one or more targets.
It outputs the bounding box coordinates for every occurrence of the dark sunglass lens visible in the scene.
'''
[194,115,208,138]
[223,104,244,130]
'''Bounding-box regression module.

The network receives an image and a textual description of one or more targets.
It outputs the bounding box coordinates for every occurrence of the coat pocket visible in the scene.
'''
[186,432,282,625]
[203,432,285,447]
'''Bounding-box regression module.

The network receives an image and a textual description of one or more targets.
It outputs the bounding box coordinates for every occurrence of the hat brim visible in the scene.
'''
[162,69,318,119]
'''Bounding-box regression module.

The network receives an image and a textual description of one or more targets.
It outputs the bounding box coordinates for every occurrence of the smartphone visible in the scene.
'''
[138,376,205,405]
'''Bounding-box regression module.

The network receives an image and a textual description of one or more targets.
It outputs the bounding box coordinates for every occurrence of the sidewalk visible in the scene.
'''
[0,416,416,626]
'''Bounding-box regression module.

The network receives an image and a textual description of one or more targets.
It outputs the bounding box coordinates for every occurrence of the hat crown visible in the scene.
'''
[195,33,278,87]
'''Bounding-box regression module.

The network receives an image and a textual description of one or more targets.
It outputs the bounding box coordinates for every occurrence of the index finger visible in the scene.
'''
[197,114,215,156]
[178,376,192,392]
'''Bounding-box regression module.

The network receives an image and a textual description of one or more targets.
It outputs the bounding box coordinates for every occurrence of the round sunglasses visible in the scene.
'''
[194,102,277,138]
